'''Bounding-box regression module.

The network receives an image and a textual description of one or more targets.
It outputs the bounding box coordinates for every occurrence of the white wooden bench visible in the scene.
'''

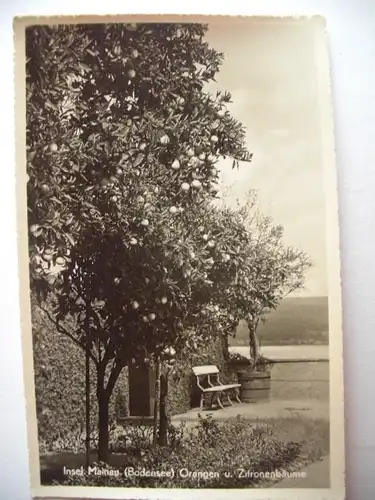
[192,365,241,410]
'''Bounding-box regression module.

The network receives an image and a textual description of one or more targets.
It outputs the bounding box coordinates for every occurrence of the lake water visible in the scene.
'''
[229,345,329,361]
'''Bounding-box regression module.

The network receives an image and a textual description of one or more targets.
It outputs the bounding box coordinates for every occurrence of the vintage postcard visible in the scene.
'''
[14,14,345,500]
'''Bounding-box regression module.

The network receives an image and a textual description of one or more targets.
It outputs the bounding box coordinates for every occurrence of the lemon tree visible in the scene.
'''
[225,192,313,362]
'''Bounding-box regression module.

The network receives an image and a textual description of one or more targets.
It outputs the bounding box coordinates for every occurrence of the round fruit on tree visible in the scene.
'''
[42,253,54,262]
[191,179,202,189]
[159,134,170,145]
[171,159,180,170]
[181,182,190,191]
[127,69,136,79]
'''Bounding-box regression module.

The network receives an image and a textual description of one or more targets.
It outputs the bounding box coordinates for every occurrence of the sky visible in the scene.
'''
[204,18,327,298]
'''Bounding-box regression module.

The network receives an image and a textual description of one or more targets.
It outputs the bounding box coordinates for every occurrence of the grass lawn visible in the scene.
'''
[40,415,329,488]
[251,416,330,486]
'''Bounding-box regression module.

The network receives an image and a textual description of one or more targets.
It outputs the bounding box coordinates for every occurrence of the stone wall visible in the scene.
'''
[270,360,329,401]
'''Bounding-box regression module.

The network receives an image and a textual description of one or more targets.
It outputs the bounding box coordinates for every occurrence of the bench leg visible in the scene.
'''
[234,388,242,404]
[226,392,233,406]
[216,393,224,409]
[200,393,204,410]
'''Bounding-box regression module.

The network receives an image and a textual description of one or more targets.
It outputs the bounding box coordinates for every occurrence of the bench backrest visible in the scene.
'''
[192,365,219,376]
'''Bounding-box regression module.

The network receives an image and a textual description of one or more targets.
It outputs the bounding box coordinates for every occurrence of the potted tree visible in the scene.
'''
[236,353,274,403]
[226,192,313,403]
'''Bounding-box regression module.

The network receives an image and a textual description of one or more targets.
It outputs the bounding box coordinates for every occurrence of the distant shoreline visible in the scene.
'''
[231,296,329,347]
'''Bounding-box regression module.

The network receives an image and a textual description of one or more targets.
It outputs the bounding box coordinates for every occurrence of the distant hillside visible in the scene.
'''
[230,296,329,346]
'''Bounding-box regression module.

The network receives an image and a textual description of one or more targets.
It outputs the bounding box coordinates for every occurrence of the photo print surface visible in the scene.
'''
[14,15,345,500]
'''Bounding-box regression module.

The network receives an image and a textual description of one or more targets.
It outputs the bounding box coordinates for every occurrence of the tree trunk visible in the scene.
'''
[248,320,259,362]
[97,391,110,463]
[158,369,169,446]
[96,360,122,463]
[85,342,91,470]
[152,359,161,445]
[222,333,230,361]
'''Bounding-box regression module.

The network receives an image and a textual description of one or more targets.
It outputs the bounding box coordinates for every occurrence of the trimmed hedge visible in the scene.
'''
[32,302,128,452]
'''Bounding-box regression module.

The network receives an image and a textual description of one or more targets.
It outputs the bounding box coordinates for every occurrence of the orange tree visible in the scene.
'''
[26,23,252,460]
[51,198,253,453]
[26,22,251,290]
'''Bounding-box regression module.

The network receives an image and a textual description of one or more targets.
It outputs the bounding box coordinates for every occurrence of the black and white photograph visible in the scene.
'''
[15,15,345,499]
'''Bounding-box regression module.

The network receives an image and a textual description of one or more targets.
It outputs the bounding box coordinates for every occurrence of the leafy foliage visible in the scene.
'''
[57,416,302,488]
[214,191,313,360]
[26,23,251,292]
